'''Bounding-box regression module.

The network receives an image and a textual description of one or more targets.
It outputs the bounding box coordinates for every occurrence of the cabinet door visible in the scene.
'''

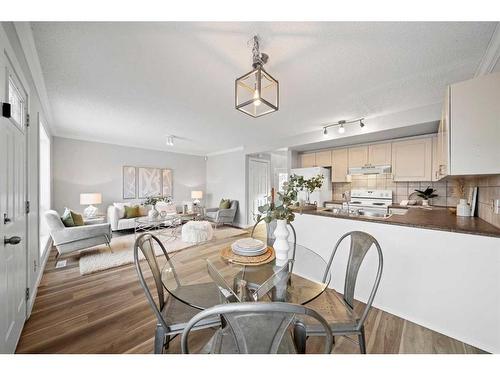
[431,135,440,182]
[348,146,368,168]
[315,150,332,167]
[450,72,500,175]
[392,137,432,181]
[436,87,450,179]
[331,148,348,182]
[300,153,316,168]
[368,142,391,165]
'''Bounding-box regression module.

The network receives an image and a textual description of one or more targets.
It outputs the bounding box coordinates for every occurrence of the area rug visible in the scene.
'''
[78,226,246,275]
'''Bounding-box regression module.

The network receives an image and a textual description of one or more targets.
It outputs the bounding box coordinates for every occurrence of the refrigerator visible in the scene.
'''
[290,167,332,207]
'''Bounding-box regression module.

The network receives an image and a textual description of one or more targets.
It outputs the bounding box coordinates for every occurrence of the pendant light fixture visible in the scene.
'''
[235,35,279,118]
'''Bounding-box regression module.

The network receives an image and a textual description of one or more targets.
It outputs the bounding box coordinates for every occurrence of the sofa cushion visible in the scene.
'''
[219,199,231,209]
[70,210,85,226]
[138,205,149,216]
[61,208,75,227]
[113,202,127,219]
[125,205,140,219]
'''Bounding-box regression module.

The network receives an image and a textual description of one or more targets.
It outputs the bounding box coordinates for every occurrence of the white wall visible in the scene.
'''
[206,149,247,227]
[52,137,206,215]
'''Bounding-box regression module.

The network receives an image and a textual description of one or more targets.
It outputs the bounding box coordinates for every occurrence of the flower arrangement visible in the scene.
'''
[142,195,173,206]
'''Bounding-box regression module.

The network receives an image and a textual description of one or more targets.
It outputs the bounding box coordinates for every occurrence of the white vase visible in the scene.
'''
[422,199,429,206]
[148,206,159,220]
[273,219,290,262]
[456,199,471,217]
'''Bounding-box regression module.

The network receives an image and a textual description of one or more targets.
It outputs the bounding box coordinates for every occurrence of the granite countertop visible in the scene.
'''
[302,206,500,238]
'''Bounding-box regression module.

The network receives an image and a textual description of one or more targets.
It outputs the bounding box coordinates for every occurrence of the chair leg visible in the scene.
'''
[358,326,367,354]
[154,325,166,354]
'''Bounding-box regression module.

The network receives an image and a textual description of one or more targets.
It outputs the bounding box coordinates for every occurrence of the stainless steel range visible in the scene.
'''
[346,189,393,214]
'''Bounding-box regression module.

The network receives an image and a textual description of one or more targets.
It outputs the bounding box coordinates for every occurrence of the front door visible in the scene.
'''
[248,158,270,225]
[0,53,28,353]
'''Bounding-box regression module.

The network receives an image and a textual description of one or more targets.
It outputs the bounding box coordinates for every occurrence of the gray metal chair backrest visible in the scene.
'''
[251,218,297,261]
[134,233,179,328]
[181,302,333,354]
[323,231,383,329]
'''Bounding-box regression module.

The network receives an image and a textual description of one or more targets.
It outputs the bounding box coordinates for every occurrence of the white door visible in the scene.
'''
[248,158,270,225]
[0,55,28,353]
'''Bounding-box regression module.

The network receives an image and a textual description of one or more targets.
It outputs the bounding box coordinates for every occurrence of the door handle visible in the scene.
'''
[4,236,21,245]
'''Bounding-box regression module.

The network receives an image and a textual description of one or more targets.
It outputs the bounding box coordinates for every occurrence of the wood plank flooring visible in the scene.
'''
[16,228,486,354]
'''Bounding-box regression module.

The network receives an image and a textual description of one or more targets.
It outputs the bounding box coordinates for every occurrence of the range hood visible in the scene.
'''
[348,165,392,175]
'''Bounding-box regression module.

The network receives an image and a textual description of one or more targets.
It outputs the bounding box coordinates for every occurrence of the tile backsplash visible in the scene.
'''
[332,174,500,228]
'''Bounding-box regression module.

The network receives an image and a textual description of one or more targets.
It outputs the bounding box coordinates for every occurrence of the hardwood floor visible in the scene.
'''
[16,228,486,354]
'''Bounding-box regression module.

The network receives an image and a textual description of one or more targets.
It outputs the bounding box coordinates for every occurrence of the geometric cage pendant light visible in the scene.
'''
[235,35,279,118]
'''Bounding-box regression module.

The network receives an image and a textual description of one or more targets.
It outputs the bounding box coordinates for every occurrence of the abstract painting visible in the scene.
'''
[162,169,173,197]
[122,166,137,199]
[138,167,161,198]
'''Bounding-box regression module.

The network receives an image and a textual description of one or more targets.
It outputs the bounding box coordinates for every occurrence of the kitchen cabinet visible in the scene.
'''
[435,87,450,180]
[348,146,368,168]
[315,150,332,167]
[331,148,349,182]
[368,142,392,165]
[391,137,432,181]
[447,72,500,175]
[431,135,440,182]
[300,153,316,168]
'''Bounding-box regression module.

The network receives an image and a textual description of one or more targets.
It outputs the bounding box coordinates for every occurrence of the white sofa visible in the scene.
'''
[107,202,148,231]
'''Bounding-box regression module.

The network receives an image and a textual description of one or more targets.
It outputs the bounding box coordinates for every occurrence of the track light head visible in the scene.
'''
[323,127,328,135]
[338,124,345,134]
[360,119,365,128]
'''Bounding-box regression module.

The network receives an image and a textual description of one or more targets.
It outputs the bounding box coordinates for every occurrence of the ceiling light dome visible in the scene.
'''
[235,35,279,118]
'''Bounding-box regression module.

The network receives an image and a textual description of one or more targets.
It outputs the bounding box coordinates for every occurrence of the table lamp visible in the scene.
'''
[191,191,203,206]
[80,193,102,218]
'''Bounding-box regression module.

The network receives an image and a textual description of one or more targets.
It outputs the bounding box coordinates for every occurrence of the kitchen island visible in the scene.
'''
[292,208,500,353]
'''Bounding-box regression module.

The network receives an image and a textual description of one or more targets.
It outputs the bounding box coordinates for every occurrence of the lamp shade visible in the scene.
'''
[191,191,203,199]
[80,193,102,205]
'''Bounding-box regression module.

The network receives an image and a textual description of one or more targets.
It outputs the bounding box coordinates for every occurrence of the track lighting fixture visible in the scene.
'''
[321,117,365,135]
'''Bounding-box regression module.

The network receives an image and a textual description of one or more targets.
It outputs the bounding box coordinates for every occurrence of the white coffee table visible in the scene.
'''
[134,215,182,241]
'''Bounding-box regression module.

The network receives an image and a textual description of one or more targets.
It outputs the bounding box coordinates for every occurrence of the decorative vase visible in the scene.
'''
[422,199,429,206]
[456,199,471,217]
[273,219,290,262]
[148,206,159,220]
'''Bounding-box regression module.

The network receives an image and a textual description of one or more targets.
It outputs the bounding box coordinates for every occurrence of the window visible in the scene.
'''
[39,120,51,256]
[8,76,26,130]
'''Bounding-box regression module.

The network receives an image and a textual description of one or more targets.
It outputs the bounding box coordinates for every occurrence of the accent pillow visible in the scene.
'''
[113,203,127,219]
[138,205,149,217]
[61,208,75,227]
[70,211,85,226]
[219,199,231,209]
[125,205,140,219]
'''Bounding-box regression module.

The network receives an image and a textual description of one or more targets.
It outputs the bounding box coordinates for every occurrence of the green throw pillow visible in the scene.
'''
[61,208,75,227]
[125,205,140,219]
[71,211,85,226]
[219,199,231,209]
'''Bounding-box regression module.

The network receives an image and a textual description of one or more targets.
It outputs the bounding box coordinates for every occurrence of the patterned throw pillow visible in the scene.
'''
[61,208,75,227]
[219,199,231,209]
[125,205,140,219]
[70,211,85,226]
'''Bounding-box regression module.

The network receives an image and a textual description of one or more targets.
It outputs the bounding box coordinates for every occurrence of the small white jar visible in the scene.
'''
[456,199,471,217]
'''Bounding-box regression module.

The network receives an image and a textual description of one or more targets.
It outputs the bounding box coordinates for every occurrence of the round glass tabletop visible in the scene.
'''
[161,236,331,310]
[135,215,181,225]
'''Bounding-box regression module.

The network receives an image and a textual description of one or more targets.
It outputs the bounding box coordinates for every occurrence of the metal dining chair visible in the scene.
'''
[181,302,333,354]
[133,233,221,353]
[304,231,383,354]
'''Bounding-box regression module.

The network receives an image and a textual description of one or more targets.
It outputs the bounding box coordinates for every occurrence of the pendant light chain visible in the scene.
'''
[252,35,262,68]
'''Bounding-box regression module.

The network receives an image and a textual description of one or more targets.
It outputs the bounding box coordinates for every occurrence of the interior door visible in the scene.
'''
[0,55,28,353]
[248,158,270,225]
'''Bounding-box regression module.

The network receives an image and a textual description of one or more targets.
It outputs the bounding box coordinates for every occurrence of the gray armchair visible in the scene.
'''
[45,210,112,261]
[204,200,238,228]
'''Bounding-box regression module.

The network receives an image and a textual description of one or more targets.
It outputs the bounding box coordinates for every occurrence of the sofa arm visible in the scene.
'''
[218,208,236,219]
[205,207,219,213]
[107,205,120,231]
[52,223,111,246]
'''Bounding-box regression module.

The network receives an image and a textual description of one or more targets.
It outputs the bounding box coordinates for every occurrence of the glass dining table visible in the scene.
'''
[160,237,331,309]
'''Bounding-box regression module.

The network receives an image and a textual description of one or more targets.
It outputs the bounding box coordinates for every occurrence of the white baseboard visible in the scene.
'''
[26,238,52,318]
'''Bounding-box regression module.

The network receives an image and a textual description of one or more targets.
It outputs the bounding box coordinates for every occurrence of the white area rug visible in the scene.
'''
[78,226,246,275]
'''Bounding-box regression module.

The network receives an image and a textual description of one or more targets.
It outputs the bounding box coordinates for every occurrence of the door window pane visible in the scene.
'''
[8,76,25,130]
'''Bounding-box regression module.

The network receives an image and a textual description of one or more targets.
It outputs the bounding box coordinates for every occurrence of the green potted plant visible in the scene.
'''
[290,173,325,207]
[414,186,438,206]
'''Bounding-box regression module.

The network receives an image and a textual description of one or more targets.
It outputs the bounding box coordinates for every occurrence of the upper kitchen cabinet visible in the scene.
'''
[331,148,349,182]
[315,150,332,167]
[435,87,450,180]
[348,146,368,168]
[444,72,500,175]
[392,137,432,181]
[431,135,440,182]
[299,152,316,168]
[368,142,392,165]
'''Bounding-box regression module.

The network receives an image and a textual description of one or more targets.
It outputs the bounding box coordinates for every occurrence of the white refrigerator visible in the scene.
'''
[290,167,332,207]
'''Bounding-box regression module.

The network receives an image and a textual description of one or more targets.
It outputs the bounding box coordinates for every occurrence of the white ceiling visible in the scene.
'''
[31,22,497,155]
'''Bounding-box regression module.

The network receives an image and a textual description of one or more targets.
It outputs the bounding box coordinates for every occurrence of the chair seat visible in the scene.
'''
[161,282,221,332]
[303,290,359,335]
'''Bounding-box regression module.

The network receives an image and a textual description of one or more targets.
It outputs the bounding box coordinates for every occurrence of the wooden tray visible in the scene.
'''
[220,246,275,266]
